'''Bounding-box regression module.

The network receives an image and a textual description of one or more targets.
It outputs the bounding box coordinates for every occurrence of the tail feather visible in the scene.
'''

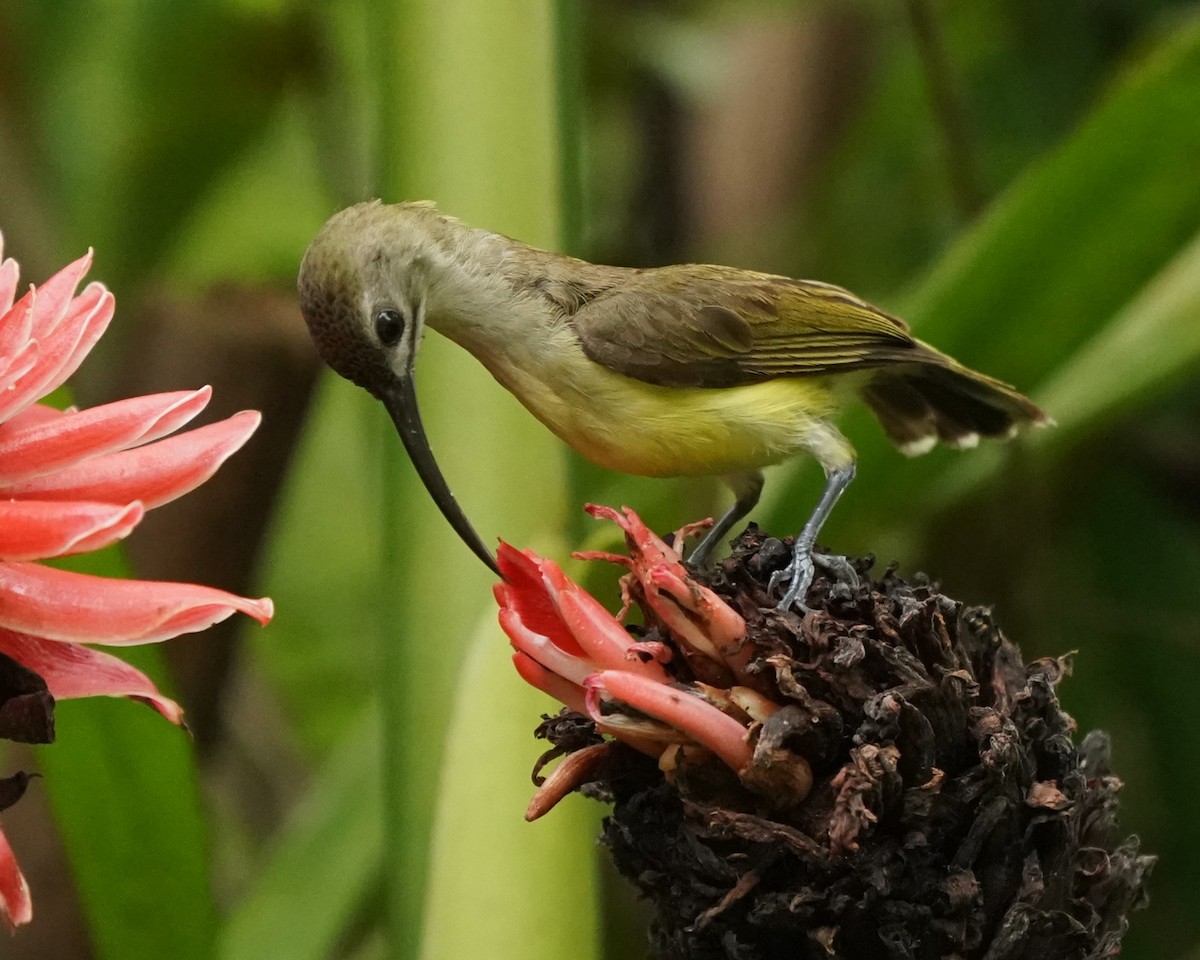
[860,348,1047,457]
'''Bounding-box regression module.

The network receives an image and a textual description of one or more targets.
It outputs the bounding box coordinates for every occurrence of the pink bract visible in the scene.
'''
[495,507,758,820]
[0,233,273,929]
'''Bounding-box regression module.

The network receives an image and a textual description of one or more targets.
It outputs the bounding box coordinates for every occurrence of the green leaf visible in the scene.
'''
[370,2,599,958]
[219,378,387,958]
[236,2,599,958]
[1034,226,1200,450]
[418,610,601,960]
[27,2,309,283]
[902,20,1200,384]
[218,708,384,960]
[763,16,1200,549]
[37,648,216,960]
[925,225,1200,507]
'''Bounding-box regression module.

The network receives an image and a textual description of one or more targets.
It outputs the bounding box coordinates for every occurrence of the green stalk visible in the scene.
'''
[553,0,586,255]
[369,2,598,958]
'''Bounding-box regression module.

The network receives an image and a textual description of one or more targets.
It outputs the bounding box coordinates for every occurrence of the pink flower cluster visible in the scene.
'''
[496,504,802,820]
[0,236,272,928]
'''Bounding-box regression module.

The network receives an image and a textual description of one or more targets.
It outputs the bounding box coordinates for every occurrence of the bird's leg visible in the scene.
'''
[770,462,857,612]
[687,471,764,567]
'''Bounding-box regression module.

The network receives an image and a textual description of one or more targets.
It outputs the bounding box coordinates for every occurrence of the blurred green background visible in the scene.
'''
[1,1,1199,958]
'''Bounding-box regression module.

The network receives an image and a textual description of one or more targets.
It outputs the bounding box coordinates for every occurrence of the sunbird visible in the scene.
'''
[298,201,1047,611]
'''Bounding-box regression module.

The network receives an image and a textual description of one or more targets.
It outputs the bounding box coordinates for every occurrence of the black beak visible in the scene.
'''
[381,374,502,577]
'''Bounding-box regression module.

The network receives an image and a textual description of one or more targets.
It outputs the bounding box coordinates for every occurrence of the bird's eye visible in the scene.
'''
[374,308,406,347]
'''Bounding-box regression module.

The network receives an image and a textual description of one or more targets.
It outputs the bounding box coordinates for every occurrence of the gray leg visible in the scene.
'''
[688,471,764,567]
[769,463,856,612]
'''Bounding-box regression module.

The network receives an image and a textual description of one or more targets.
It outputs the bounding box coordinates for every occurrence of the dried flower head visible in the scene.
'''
[497,506,1153,959]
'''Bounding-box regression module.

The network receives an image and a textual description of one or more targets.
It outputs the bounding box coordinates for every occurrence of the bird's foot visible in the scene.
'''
[768,551,815,613]
[768,549,860,614]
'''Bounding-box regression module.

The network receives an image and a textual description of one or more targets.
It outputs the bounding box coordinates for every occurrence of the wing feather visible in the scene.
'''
[568,265,922,388]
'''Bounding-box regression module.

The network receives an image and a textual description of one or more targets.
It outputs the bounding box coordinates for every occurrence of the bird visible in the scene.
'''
[298,200,1048,612]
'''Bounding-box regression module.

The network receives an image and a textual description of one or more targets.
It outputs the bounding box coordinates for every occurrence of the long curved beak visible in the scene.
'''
[381,374,502,577]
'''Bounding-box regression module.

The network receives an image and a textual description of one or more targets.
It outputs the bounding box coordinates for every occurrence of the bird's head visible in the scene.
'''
[299,199,454,398]
[298,200,500,575]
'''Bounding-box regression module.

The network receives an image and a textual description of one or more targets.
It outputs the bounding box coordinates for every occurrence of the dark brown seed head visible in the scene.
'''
[537,528,1153,960]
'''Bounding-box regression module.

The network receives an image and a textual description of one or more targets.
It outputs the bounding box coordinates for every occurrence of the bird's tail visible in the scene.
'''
[860,342,1050,457]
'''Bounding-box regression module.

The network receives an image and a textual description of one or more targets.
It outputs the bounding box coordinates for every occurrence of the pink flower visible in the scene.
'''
[496,505,813,821]
[0,235,273,929]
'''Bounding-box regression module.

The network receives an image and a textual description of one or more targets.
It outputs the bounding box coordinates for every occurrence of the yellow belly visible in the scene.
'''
[489,350,854,478]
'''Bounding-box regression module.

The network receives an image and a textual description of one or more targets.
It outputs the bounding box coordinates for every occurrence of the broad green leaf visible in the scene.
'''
[419,608,601,960]
[218,707,384,960]
[762,17,1200,549]
[37,687,216,960]
[373,0,595,950]
[37,551,215,960]
[1034,226,1200,449]
[926,225,1200,507]
[907,19,1200,383]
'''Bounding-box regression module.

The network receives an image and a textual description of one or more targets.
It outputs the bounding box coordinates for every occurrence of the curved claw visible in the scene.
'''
[769,551,860,613]
[770,551,815,614]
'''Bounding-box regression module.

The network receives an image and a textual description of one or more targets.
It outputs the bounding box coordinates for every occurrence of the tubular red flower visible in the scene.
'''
[511,651,587,716]
[495,544,588,659]
[585,671,753,773]
[502,607,595,687]
[0,234,274,928]
[497,511,768,800]
[496,541,668,683]
[540,562,667,678]
[524,742,615,822]
[576,503,751,679]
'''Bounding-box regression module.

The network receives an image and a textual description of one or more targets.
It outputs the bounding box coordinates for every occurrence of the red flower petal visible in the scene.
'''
[586,670,753,773]
[0,411,260,509]
[0,826,31,929]
[495,542,587,659]
[0,500,144,561]
[499,604,595,686]
[542,564,669,681]
[0,403,64,432]
[498,541,669,679]
[0,387,211,486]
[0,282,113,424]
[0,629,184,723]
[511,651,587,714]
[579,504,749,676]
[0,294,32,372]
[0,562,273,645]
[583,502,684,564]
[510,654,660,759]
[24,250,94,339]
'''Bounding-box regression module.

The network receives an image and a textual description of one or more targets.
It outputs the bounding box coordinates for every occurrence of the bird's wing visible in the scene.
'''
[568,266,923,388]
